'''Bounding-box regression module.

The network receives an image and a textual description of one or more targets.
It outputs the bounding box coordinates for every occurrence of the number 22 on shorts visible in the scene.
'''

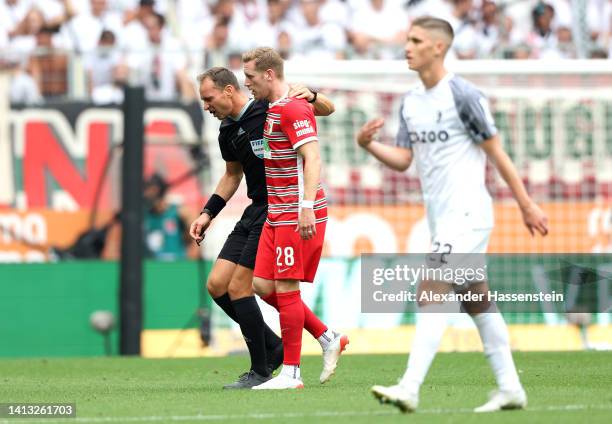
[276,246,295,269]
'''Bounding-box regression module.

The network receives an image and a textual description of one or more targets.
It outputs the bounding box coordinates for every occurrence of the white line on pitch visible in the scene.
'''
[2,404,611,423]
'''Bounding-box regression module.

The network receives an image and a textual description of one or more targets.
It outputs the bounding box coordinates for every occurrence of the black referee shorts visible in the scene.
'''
[218,202,267,270]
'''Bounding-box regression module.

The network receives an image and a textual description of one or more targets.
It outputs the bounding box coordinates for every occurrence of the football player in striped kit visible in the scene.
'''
[242,47,349,390]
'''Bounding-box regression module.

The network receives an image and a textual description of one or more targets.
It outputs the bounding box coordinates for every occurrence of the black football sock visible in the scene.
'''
[264,324,282,351]
[232,296,269,377]
[212,293,238,322]
[214,293,280,367]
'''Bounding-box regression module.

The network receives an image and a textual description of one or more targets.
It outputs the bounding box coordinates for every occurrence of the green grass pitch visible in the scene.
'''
[1,352,610,423]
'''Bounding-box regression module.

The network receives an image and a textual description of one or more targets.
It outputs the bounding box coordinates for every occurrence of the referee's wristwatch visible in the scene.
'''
[201,208,214,219]
[307,90,318,104]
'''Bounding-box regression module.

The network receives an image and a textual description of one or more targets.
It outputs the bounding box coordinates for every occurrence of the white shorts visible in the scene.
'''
[427,226,491,285]
[431,227,491,254]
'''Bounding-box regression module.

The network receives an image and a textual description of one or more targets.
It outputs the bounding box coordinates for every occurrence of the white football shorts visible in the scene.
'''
[427,218,491,285]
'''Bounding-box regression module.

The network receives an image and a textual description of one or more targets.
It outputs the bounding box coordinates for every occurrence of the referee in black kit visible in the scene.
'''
[190,67,335,389]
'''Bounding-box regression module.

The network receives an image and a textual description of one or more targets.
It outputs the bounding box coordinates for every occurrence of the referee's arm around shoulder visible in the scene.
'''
[311,92,335,116]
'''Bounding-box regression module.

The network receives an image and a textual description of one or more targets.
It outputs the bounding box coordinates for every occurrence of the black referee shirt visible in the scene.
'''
[218,99,269,203]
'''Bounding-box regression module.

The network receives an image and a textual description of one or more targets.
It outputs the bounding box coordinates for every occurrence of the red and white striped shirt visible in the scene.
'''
[263,96,327,226]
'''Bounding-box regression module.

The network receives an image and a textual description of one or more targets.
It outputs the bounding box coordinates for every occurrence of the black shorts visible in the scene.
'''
[218,202,267,269]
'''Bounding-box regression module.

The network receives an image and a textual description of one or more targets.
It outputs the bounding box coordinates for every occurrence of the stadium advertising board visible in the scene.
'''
[1,100,610,262]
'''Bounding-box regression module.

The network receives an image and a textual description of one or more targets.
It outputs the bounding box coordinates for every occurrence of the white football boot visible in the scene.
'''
[319,332,349,383]
[251,373,304,390]
[474,388,527,412]
[371,384,419,413]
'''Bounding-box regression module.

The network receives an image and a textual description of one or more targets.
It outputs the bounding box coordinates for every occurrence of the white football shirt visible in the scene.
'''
[396,73,496,236]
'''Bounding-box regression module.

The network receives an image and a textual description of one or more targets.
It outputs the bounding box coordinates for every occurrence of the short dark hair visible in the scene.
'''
[144,173,168,198]
[151,12,165,28]
[197,67,240,90]
[40,24,61,35]
[99,30,116,43]
[411,16,454,42]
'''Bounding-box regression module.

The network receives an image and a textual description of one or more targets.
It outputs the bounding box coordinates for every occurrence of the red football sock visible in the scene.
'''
[276,290,304,366]
[302,302,327,339]
[262,293,278,310]
[262,292,327,339]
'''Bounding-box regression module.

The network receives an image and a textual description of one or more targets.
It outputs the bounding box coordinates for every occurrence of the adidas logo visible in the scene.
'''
[237,127,245,136]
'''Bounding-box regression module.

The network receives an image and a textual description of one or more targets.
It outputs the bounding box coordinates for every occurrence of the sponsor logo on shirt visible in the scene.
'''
[409,130,450,144]
[296,126,314,137]
[293,119,310,130]
[293,119,314,137]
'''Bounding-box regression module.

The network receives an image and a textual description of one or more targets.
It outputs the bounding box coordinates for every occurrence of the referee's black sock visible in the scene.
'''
[264,325,282,350]
[212,293,239,322]
[232,296,269,377]
[213,293,281,351]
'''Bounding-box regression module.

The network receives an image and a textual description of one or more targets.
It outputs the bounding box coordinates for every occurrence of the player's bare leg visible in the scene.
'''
[459,282,527,412]
[371,279,451,413]
[206,259,236,298]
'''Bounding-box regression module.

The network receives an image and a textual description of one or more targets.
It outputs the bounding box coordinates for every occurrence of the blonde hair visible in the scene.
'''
[242,47,284,79]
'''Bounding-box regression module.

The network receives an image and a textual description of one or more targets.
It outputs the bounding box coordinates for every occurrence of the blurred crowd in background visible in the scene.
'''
[1,0,611,104]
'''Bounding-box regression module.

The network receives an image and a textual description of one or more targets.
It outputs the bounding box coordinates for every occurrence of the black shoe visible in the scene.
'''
[223,370,271,390]
[266,343,284,374]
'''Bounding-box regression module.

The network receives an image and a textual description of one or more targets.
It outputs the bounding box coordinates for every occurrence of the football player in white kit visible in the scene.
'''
[356,16,549,413]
